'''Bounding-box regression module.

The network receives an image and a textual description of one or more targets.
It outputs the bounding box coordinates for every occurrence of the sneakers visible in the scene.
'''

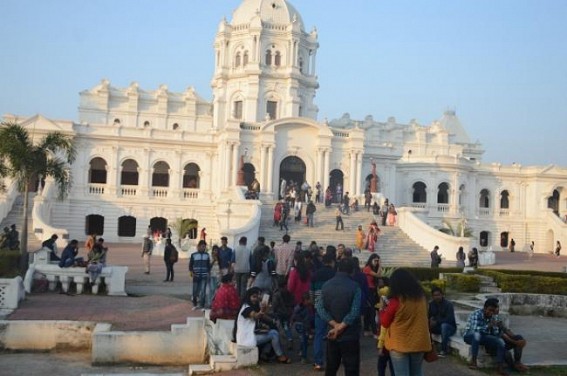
[192,305,203,311]
[313,364,324,371]
[438,351,447,357]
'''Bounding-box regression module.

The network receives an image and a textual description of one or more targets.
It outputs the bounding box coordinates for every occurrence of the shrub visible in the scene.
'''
[0,249,21,277]
[477,269,567,279]
[405,267,464,281]
[476,270,567,295]
[445,273,481,293]
[421,279,447,298]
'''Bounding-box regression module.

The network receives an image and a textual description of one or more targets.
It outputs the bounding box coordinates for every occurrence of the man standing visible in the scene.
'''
[430,246,442,268]
[463,298,509,375]
[316,258,361,376]
[310,253,336,371]
[234,236,251,299]
[428,286,457,356]
[274,234,295,285]
[343,192,350,215]
[306,200,317,227]
[189,240,211,310]
[335,206,344,231]
[218,236,235,276]
[141,235,153,274]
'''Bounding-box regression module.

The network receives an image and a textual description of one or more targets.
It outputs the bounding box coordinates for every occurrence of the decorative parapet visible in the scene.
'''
[0,276,24,310]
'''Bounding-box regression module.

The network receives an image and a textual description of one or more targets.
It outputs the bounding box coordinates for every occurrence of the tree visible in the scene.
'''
[0,122,76,272]
[438,219,474,238]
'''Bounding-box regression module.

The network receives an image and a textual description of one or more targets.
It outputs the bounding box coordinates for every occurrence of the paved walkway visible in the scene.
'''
[1,244,566,375]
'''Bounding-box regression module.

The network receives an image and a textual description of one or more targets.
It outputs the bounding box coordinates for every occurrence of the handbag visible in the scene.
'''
[424,338,439,362]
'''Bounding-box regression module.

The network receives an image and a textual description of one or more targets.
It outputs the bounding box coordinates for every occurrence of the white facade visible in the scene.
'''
[3,0,567,252]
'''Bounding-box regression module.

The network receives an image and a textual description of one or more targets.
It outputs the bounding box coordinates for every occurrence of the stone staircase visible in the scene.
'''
[0,193,40,250]
[258,201,431,266]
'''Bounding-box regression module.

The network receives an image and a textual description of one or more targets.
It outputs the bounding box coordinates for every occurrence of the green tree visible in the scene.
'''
[0,122,76,272]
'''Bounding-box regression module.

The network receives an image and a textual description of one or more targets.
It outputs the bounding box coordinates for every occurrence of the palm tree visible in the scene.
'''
[0,122,76,272]
[438,219,474,238]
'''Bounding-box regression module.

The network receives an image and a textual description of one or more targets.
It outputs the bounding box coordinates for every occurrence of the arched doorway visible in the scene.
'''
[548,189,560,216]
[479,231,490,247]
[279,156,306,189]
[500,232,509,248]
[149,217,167,237]
[85,214,104,236]
[329,169,344,203]
[243,163,256,187]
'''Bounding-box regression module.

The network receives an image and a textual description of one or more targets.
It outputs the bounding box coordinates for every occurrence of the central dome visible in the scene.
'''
[231,0,304,30]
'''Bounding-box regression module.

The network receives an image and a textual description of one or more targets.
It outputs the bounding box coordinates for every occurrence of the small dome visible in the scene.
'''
[231,0,304,30]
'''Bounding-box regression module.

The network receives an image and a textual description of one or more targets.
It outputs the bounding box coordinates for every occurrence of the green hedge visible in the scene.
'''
[421,279,447,298]
[477,270,567,295]
[445,273,481,293]
[0,249,21,277]
[405,267,464,281]
[477,269,567,279]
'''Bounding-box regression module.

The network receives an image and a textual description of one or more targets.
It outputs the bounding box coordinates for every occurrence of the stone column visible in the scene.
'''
[349,152,356,195]
[231,143,239,187]
[267,146,274,194]
[259,145,266,192]
[356,152,362,196]
[323,149,330,190]
[223,143,230,190]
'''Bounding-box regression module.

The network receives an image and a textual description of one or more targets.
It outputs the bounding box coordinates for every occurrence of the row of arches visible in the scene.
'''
[85,214,199,239]
[89,158,201,188]
[412,182,512,209]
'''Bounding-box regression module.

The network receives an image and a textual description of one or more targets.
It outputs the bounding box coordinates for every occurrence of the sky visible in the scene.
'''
[1,0,566,166]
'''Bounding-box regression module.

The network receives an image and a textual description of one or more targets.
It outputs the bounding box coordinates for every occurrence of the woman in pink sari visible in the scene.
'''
[366,221,381,252]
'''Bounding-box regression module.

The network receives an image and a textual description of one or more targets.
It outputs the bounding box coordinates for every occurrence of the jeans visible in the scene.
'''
[390,351,425,376]
[326,339,360,376]
[335,216,344,230]
[294,322,309,360]
[235,272,249,300]
[313,314,328,367]
[463,332,506,364]
[192,275,208,308]
[164,260,174,281]
[307,213,314,227]
[377,351,395,376]
[431,323,456,353]
[505,334,524,363]
[256,329,283,357]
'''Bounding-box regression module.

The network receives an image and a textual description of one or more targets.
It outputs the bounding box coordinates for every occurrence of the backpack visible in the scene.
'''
[169,246,179,263]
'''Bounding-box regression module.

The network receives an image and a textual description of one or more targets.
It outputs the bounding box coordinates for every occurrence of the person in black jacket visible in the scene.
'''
[428,286,456,356]
[316,258,361,376]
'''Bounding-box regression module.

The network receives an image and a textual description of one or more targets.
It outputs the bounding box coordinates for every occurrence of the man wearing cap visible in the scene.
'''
[218,236,235,276]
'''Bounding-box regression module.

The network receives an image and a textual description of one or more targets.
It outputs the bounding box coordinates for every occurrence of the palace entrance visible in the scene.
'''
[279,156,306,189]
[329,169,344,203]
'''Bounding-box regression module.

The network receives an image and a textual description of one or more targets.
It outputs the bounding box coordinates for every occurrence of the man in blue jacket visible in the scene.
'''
[428,286,457,356]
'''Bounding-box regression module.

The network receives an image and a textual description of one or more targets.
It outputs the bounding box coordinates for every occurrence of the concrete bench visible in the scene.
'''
[26,248,128,296]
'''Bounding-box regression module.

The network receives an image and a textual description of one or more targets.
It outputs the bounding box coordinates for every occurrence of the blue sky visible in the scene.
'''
[1,0,566,166]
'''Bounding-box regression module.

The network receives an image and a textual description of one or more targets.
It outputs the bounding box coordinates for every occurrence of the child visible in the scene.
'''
[376,278,395,376]
[291,292,314,363]
[271,279,295,348]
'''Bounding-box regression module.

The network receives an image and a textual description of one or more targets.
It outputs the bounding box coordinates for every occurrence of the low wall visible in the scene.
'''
[92,317,206,366]
[0,320,99,350]
[0,277,24,310]
[477,293,567,318]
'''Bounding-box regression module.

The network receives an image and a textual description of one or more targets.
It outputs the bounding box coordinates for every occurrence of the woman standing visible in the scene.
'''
[287,252,311,305]
[386,204,398,226]
[379,268,431,376]
[363,254,382,337]
[555,241,562,257]
[456,246,466,268]
[207,245,221,307]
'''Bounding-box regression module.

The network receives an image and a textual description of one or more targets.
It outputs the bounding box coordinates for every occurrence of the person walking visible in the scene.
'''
[509,238,516,253]
[141,235,153,274]
[379,268,431,376]
[555,241,562,257]
[306,200,316,227]
[430,246,442,268]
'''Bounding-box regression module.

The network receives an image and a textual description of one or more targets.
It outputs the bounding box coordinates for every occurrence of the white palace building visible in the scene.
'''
[2,0,567,258]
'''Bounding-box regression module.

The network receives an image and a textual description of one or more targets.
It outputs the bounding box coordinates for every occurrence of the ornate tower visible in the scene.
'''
[211,0,319,129]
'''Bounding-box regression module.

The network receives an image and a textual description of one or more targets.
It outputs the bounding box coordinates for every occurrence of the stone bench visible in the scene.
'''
[26,248,128,296]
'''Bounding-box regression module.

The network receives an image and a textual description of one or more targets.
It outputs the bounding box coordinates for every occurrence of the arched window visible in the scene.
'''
[118,216,136,237]
[89,157,107,184]
[143,121,150,127]
[500,190,510,209]
[274,51,281,66]
[479,189,490,208]
[265,50,272,66]
[437,182,449,204]
[235,52,241,67]
[85,214,104,236]
[547,189,560,216]
[412,182,427,203]
[459,184,466,206]
[183,163,201,188]
[267,100,277,120]
[121,159,139,186]
[299,57,304,73]
[152,161,170,187]
[479,231,490,247]
[243,51,249,66]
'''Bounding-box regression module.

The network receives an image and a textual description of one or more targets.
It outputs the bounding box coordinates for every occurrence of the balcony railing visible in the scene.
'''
[88,183,105,195]
[121,186,137,197]
[152,187,168,198]
[499,209,510,216]
[183,188,200,200]
[410,203,427,209]
[437,204,450,213]
[479,208,491,216]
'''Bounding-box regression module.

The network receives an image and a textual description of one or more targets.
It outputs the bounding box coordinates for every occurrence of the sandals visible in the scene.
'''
[277,355,291,364]
[468,363,478,370]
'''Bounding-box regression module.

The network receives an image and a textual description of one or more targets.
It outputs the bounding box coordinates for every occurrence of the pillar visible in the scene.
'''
[260,145,266,192]
[231,143,239,187]
[323,149,330,190]
[356,152,362,196]
[267,146,274,194]
[349,152,356,195]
